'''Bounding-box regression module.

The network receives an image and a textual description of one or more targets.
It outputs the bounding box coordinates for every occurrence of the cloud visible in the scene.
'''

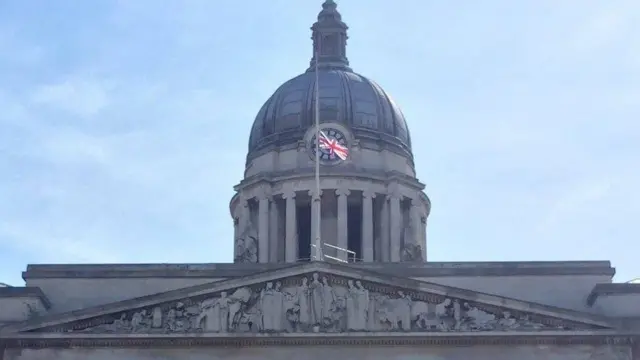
[0,0,639,284]
[0,70,243,268]
[31,78,112,118]
[0,221,122,264]
[536,179,613,233]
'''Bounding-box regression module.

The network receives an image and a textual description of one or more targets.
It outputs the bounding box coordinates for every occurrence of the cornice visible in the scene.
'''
[0,287,51,309]
[587,283,640,306]
[1,331,637,349]
[235,168,425,194]
[22,261,615,280]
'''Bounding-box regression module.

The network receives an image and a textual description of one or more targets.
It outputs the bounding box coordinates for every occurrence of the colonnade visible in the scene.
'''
[234,187,427,264]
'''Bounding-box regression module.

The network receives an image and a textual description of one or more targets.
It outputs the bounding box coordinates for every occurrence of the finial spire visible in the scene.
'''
[307,0,351,72]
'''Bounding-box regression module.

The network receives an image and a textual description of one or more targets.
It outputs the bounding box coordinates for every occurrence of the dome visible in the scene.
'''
[246,0,412,164]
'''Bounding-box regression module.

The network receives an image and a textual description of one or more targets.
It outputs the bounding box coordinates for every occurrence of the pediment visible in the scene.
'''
[2,262,614,336]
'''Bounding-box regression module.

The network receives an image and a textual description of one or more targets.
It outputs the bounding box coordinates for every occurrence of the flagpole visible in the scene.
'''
[313,52,323,262]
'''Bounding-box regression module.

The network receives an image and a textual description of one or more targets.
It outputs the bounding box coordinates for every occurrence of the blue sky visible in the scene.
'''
[0,0,638,286]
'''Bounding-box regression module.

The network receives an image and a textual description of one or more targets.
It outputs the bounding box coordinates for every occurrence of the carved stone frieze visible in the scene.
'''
[38,273,601,335]
[234,219,259,263]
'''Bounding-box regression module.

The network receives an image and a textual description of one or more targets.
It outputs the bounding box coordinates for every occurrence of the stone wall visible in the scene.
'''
[2,344,632,360]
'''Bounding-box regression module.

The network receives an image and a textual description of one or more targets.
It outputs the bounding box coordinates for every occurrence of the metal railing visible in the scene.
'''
[311,242,356,263]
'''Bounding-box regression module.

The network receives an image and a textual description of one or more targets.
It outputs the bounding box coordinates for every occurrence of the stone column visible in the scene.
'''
[411,201,422,249]
[336,188,350,261]
[257,192,270,264]
[283,190,297,263]
[421,215,428,261]
[269,199,279,262]
[237,198,250,234]
[233,205,239,242]
[361,190,375,262]
[309,190,322,260]
[405,199,426,260]
[234,198,250,261]
[388,193,402,262]
[380,197,390,262]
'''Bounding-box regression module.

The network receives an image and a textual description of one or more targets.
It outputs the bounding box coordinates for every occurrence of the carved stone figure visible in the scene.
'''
[130,310,150,333]
[355,281,369,330]
[345,280,369,330]
[63,274,581,335]
[261,282,286,332]
[464,304,495,331]
[234,220,258,263]
[296,277,311,327]
[197,292,232,332]
[320,276,336,321]
[309,273,323,325]
[401,243,423,262]
[395,291,412,331]
[151,307,162,328]
[499,310,517,329]
[227,287,254,331]
[409,300,430,329]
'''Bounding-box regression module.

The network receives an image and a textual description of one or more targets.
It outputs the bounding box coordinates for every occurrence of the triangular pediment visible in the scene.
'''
[2,262,614,336]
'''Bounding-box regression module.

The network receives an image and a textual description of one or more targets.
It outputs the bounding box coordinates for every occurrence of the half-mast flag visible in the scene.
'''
[319,130,349,160]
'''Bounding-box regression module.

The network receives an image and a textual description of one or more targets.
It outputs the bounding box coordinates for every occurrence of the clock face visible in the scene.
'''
[310,127,349,164]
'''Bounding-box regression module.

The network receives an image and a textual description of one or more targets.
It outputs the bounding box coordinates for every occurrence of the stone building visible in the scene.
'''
[1,1,639,359]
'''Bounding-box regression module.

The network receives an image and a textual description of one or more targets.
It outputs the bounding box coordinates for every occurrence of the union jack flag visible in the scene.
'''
[318,131,349,160]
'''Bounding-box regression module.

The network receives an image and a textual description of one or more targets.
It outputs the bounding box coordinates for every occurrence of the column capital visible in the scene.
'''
[335,188,351,197]
[282,190,296,200]
[362,190,376,199]
[308,189,323,199]
[386,192,402,201]
[255,186,272,200]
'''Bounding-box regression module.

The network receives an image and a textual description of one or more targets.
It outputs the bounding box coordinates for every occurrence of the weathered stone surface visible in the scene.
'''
[26,270,604,335]
[3,344,633,360]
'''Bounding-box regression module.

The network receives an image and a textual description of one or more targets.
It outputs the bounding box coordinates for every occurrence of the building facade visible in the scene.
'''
[1,1,640,359]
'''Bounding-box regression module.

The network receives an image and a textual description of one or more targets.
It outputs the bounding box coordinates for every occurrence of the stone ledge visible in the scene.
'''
[0,287,51,309]
[22,261,615,279]
[0,330,636,348]
[587,283,640,306]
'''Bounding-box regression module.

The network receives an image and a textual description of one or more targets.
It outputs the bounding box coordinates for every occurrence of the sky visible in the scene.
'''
[0,0,639,286]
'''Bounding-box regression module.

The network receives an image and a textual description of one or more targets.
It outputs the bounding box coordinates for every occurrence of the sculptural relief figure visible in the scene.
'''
[130,310,151,333]
[395,291,412,331]
[296,277,311,328]
[87,313,130,333]
[464,304,495,331]
[309,273,323,325]
[345,280,358,330]
[113,314,130,332]
[151,307,162,328]
[261,282,286,332]
[433,298,454,331]
[355,281,370,330]
[226,287,253,331]
[197,292,232,332]
[410,300,430,329]
[498,310,518,330]
[375,291,412,331]
[234,220,258,263]
[401,243,423,262]
[321,276,336,321]
[165,305,191,333]
[345,280,369,330]
[165,309,177,332]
